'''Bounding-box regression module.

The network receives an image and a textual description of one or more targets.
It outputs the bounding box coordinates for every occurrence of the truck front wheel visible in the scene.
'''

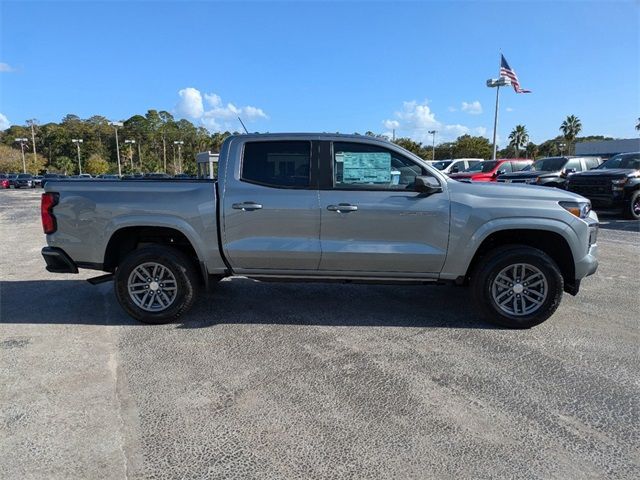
[624,190,640,220]
[115,245,199,324]
[471,246,564,328]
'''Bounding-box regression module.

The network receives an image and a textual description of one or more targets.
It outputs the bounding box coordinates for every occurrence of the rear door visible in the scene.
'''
[318,140,450,274]
[221,139,321,271]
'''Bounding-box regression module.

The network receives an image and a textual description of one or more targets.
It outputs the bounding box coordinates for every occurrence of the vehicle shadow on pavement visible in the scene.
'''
[596,216,640,232]
[181,278,499,330]
[0,278,498,329]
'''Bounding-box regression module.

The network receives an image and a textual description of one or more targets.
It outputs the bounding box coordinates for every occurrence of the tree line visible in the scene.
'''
[0,112,625,175]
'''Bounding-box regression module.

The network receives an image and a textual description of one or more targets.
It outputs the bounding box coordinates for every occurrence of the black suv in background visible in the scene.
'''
[567,152,640,220]
[497,156,601,188]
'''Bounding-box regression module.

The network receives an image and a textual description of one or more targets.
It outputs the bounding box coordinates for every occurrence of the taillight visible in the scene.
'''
[41,192,59,234]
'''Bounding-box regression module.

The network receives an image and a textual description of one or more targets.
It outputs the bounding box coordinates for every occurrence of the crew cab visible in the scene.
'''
[497,156,602,188]
[567,152,640,220]
[41,134,599,328]
[449,159,533,182]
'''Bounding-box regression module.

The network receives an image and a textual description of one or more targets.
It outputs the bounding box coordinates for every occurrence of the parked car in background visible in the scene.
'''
[33,175,43,187]
[95,174,121,180]
[433,158,484,175]
[449,159,533,182]
[41,174,62,188]
[41,133,599,329]
[0,174,11,189]
[497,156,602,188]
[14,173,35,188]
[5,174,19,188]
[567,152,640,220]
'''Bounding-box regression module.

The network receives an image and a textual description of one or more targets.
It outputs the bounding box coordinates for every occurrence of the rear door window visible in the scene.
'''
[499,162,513,173]
[241,141,311,188]
[565,159,583,172]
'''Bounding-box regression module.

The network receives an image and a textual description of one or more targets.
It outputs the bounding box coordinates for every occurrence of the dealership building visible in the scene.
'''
[575,138,640,158]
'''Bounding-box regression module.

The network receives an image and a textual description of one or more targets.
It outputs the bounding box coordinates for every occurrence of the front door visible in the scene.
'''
[318,141,450,274]
[222,140,321,271]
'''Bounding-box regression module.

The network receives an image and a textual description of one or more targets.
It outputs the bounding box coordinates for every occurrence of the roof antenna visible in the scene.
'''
[237,116,249,134]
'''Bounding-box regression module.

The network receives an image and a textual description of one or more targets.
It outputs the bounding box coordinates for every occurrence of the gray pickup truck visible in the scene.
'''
[41,133,599,328]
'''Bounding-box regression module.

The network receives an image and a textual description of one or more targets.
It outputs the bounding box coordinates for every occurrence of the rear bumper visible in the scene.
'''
[41,247,79,273]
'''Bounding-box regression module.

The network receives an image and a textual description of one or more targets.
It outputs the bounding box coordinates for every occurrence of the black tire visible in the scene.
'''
[623,190,640,220]
[114,245,199,324]
[471,245,564,329]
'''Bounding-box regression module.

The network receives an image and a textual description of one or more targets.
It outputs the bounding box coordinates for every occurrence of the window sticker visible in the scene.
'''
[337,151,392,184]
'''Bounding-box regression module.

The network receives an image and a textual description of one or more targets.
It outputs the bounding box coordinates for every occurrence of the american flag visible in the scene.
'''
[500,54,531,94]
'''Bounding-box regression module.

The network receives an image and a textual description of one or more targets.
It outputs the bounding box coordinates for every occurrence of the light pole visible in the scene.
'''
[26,119,38,164]
[486,76,511,160]
[173,140,184,173]
[72,139,83,174]
[109,121,123,176]
[558,142,566,156]
[428,130,437,161]
[124,139,136,171]
[15,138,28,173]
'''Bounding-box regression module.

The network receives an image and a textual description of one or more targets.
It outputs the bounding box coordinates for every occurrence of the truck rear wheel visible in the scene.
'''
[115,245,199,324]
[471,246,564,328]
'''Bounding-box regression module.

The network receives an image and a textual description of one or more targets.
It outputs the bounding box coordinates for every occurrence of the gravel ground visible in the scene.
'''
[1,188,639,479]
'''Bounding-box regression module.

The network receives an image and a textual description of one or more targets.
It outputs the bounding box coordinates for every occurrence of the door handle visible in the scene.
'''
[232,202,263,211]
[327,203,358,212]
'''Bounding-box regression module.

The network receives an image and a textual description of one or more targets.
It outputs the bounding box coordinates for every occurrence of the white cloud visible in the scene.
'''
[176,87,204,118]
[382,100,479,143]
[474,126,488,136]
[461,100,483,115]
[176,87,267,132]
[0,113,10,130]
[0,62,15,73]
[505,107,514,112]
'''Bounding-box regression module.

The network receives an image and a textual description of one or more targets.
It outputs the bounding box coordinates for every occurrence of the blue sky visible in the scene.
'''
[1,0,638,146]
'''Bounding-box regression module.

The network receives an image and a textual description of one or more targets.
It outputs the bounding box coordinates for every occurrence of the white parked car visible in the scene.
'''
[432,158,484,175]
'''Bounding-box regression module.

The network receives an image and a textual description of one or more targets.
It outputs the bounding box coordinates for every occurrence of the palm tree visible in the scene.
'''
[560,115,582,154]
[636,117,640,133]
[508,125,529,157]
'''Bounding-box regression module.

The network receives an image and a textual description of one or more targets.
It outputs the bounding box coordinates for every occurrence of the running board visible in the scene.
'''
[87,273,114,285]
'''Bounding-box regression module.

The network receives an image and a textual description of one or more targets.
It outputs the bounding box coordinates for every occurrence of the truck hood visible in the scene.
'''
[498,170,558,180]
[448,178,587,203]
[449,172,493,181]
[570,168,639,178]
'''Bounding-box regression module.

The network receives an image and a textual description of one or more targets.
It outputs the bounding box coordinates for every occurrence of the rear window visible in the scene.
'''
[599,153,640,170]
[241,141,311,188]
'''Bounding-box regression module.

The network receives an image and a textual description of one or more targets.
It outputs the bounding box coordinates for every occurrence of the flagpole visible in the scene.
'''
[492,84,500,161]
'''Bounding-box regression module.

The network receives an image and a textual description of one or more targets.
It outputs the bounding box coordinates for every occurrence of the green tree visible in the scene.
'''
[560,115,582,154]
[524,142,538,159]
[508,125,529,157]
[54,156,75,175]
[455,135,492,159]
[84,154,110,175]
[394,137,427,158]
[636,117,640,132]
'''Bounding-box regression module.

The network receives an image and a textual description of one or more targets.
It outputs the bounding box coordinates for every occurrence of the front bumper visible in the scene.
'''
[42,247,78,273]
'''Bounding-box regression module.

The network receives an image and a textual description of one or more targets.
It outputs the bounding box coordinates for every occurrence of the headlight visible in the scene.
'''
[559,201,591,219]
[611,177,628,186]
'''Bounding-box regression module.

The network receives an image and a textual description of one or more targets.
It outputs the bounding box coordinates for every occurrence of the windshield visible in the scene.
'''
[432,160,452,171]
[465,161,498,173]
[523,157,566,172]
[598,153,640,170]
[18,174,32,179]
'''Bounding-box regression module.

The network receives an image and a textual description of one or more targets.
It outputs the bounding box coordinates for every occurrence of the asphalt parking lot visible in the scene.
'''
[1,188,639,479]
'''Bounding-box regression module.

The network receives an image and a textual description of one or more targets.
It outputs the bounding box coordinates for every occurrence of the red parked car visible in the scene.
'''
[1,174,11,189]
[449,159,533,182]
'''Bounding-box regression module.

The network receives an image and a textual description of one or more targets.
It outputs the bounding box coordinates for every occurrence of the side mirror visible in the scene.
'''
[450,166,459,173]
[414,176,443,194]
[563,168,576,176]
[494,169,506,177]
